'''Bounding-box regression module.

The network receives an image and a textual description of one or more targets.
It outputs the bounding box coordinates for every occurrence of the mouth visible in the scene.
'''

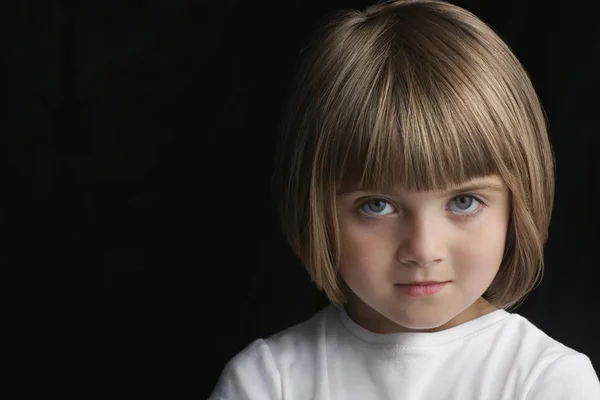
[401,281,447,285]
[394,281,449,296]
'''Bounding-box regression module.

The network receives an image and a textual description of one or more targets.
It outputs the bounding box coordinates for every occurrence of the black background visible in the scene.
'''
[1,1,598,398]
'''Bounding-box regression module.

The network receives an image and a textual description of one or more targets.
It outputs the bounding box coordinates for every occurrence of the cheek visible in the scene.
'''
[338,227,371,270]
[337,221,394,280]
[453,221,508,278]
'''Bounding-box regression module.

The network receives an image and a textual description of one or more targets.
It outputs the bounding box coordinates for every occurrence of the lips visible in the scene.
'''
[395,281,449,296]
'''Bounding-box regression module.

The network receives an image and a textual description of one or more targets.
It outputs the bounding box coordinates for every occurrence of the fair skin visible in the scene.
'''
[336,174,510,333]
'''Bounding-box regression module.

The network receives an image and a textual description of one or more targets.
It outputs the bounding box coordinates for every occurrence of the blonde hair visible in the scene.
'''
[272,0,555,309]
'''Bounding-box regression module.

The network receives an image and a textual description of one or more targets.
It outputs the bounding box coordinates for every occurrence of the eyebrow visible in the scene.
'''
[444,182,505,195]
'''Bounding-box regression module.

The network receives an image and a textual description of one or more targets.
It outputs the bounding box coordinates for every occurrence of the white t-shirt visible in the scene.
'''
[210,304,600,399]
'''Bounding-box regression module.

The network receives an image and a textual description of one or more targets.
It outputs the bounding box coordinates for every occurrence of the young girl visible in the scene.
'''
[210,0,600,398]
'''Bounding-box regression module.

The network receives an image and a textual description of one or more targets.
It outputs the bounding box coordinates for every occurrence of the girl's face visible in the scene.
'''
[335,175,510,333]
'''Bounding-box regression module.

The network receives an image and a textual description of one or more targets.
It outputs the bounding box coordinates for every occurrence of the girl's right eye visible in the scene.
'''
[359,199,396,217]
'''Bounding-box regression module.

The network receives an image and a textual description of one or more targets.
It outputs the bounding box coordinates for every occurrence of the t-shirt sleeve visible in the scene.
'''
[526,352,600,400]
[208,339,282,400]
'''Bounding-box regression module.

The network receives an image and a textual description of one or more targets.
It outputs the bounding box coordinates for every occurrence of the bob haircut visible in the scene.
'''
[272,0,555,309]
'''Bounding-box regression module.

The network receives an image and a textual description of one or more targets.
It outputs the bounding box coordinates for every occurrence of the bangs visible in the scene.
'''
[319,19,513,193]
[337,63,501,193]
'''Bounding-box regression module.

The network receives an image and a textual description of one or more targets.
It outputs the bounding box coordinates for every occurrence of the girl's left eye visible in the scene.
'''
[359,199,395,216]
[447,195,483,216]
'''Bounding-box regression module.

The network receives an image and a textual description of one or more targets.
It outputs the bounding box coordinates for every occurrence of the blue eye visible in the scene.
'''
[447,195,482,215]
[360,199,395,216]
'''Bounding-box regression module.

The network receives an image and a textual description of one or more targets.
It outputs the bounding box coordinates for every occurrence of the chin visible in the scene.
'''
[388,311,455,332]
[397,320,445,332]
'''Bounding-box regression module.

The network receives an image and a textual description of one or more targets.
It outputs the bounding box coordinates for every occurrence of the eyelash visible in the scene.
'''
[452,195,486,218]
[359,194,487,218]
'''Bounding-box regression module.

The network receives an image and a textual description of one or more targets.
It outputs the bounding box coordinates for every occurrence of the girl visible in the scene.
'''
[210,0,600,398]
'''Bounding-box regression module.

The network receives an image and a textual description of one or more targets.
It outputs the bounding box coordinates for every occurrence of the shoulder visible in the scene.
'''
[525,351,600,399]
[209,339,281,400]
[503,313,600,399]
[502,313,587,362]
[209,305,336,400]
[265,304,334,356]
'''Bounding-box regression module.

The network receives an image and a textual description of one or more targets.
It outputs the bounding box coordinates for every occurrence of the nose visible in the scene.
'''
[396,214,445,268]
